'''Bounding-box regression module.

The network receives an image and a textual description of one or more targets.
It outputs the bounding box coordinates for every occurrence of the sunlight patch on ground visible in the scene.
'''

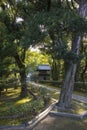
[7,88,20,92]
[52,92,59,99]
[77,109,87,114]
[5,88,20,97]
[15,98,32,105]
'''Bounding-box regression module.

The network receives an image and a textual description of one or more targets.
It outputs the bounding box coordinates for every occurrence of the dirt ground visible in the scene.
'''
[32,115,87,130]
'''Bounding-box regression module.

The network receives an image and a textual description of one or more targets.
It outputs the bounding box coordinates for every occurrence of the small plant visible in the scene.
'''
[30,99,44,114]
[39,87,52,105]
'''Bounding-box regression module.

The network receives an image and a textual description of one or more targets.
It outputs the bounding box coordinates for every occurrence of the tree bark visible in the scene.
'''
[14,53,37,98]
[57,36,82,108]
[19,67,28,97]
[57,1,87,108]
[58,62,77,108]
[14,53,28,97]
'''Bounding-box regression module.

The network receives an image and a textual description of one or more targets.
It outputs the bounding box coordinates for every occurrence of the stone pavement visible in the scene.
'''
[32,114,87,130]
[29,82,87,104]
[72,94,87,104]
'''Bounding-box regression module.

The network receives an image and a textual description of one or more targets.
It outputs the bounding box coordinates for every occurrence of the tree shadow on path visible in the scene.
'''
[33,115,87,130]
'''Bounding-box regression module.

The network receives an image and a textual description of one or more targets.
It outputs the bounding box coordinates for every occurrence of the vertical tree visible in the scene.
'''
[36,0,87,108]
[0,0,46,97]
[57,0,87,108]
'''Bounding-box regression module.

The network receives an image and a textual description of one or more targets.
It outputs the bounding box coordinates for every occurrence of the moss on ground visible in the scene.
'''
[0,87,51,126]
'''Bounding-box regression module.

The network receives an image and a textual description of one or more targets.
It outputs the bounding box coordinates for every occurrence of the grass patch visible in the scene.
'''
[42,84,87,115]
[33,82,87,115]
[0,86,52,126]
[52,100,87,115]
[74,91,87,98]
[71,100,87,114]
[0,82,87,126]
[51,89,87,115]
[0,88,33,125]
[39,82,87,97]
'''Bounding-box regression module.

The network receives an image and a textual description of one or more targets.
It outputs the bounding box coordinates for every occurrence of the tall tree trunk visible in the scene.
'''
[58,63,77,108]
[57,1,87,108]
[14,53,36,98]
[20,67,28,97]
[14,53,28,97]
[58,36,82,108]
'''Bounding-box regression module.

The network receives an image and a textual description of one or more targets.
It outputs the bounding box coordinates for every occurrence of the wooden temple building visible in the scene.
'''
[37,64,51,81]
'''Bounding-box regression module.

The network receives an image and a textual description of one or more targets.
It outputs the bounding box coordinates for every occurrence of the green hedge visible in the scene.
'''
[74,82,87,93]
[39,80,87,93]
[38,80,62,87]
[0,78,19,90]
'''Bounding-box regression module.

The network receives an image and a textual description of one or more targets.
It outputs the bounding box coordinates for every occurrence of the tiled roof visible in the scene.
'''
[37,64,51,70]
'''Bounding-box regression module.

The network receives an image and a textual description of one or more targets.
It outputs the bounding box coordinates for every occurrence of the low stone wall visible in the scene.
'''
[50,107,87,119]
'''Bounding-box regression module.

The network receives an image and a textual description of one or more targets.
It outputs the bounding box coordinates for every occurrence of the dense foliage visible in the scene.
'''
[0,0,87,107]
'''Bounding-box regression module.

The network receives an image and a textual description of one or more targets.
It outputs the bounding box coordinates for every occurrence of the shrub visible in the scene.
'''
[39,87,52,105]
[39,80,62,87]
[74,82,87,93]
[6,99,44,118]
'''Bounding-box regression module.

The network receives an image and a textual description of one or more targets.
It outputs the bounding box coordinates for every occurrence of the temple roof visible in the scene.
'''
[37,64,51,70]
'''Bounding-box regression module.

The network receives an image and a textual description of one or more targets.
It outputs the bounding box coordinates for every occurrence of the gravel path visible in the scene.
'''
[32,115,87,130]
[29,82,87,104]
